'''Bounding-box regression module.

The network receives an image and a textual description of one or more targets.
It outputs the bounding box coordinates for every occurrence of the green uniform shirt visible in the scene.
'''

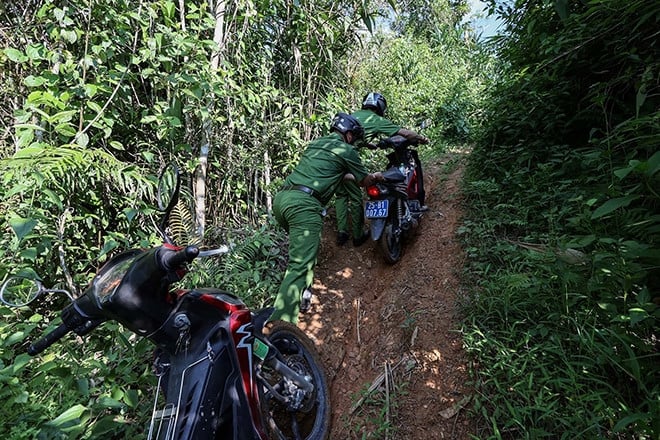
[351,109,401,143]
[284,133,369,205]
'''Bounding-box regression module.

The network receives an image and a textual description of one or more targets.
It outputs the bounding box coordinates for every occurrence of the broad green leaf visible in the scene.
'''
[645,150,660,176]
[13,391,29,404]
[77,378,89,397]
[25,44,45,60]
[9,216,38,241]
[123,207,139,221]
[86,101,103,112]
[53,8,65,22]
[163,0,176,21]
[628,308,648,325]
[60,29,78,43]
[597,302,616,312]
[9,354,31,374]
[591,196,638,219]
[19,247,38,261]
[24,75,46,87]
[54,122,77,137]
[110,140,125,150]
[17,129,35,148]
[48,404,87,428]
[75,131,89,147]
[4,48,27,63]
[3,331,28,346]
[13,123,45,131]
[28,313,43,323]
[613,413,651,432]
[84,83,98,97]
[123,388,139,408]
[566,234,597,248]
[636,288,651,304]
[50,110,77,123]
[96,396,124,409]
[99,240,119,259]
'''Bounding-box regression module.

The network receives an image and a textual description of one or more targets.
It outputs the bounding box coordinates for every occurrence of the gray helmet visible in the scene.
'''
[331,113,364,142]
[362,92,387,116]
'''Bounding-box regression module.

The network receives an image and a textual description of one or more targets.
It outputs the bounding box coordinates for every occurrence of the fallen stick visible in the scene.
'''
[349,356,416,414]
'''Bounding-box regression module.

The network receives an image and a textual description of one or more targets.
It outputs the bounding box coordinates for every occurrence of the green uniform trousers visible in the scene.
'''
[334,180,365,239]
[271,189,324,323]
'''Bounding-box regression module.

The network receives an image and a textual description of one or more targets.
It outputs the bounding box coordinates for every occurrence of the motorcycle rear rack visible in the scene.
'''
[147,355,210,440]
[148,402,177,440]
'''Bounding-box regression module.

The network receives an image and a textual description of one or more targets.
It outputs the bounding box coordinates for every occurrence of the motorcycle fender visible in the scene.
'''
[370,218,386,241]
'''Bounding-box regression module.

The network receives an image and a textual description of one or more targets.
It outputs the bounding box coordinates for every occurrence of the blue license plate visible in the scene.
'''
[365,200,389,218]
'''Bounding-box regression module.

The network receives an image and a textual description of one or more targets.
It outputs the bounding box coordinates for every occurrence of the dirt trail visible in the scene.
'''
[297,152,472,439]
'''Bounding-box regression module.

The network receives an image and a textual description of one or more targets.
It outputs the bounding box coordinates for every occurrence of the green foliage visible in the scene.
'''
[463,0,659,438]
[0,309,156,438]
[182,221,287,309]
[0,146,157,290]
[0,0,493,437]
[0,0,377,434]
[352,2,494,144]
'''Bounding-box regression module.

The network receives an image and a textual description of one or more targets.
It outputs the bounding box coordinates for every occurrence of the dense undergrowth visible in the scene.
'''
[2,0,657,438]
[460,1,659,438]
[0,1,485,438]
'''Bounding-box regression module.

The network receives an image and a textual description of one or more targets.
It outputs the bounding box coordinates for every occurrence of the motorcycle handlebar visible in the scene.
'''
[27,322,70,356]
[160,245,200,271]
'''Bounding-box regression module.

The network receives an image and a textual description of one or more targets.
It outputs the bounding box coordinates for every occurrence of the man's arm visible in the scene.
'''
[358,172,384,187]
[397,128,429,144]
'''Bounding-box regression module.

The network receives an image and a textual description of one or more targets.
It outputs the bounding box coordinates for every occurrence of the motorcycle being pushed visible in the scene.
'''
[364,135,424,264]
[0,164,330,440]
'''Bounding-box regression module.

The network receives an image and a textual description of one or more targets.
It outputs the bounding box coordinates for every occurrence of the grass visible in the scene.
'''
[458,217,659,439]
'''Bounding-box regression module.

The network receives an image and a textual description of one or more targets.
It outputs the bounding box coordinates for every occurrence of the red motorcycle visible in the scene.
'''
[364,135,424,264]
[0,164,330,440]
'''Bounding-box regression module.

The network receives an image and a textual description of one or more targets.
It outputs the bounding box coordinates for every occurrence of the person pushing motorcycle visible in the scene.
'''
[271,113,384,323]
[335,92,430,246]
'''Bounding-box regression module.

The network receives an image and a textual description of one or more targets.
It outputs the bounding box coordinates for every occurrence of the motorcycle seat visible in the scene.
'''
[382,167,406,182]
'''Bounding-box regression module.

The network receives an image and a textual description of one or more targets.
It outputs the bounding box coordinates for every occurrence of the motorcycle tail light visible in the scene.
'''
[366,185,382,198]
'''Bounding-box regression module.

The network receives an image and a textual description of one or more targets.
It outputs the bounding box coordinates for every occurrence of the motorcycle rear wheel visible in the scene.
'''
[261,321,330,440]
[378,204,402,264]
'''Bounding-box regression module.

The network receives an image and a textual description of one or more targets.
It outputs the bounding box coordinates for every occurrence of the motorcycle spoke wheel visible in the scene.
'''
[378,215,402,264]
[261,321,330,440]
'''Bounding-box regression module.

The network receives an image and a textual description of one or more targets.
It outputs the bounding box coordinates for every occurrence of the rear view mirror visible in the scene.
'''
[0,276,42,307]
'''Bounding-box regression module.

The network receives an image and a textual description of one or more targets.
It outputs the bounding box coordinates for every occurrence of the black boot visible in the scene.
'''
[353,231,370,247]
[336,231,349,246]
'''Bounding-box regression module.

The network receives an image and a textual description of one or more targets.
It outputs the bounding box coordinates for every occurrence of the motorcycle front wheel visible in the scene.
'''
[378,201,402,264]
[261,321,330,440]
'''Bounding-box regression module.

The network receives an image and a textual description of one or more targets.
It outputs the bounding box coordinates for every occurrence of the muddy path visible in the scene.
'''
[296,152,473,439]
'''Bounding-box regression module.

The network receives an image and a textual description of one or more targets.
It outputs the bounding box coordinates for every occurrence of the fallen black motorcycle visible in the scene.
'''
[0,164,330,439]
[364,135,424,264]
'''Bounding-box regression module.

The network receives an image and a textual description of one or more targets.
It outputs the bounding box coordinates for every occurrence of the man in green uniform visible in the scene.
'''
[271,113,384,323]
[335,92,429,245]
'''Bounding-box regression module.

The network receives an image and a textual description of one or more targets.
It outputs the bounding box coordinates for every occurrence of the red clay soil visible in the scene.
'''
[297,152,474,439]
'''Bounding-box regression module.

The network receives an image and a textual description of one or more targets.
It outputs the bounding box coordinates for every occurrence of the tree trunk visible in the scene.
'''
[194,0,226,237]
